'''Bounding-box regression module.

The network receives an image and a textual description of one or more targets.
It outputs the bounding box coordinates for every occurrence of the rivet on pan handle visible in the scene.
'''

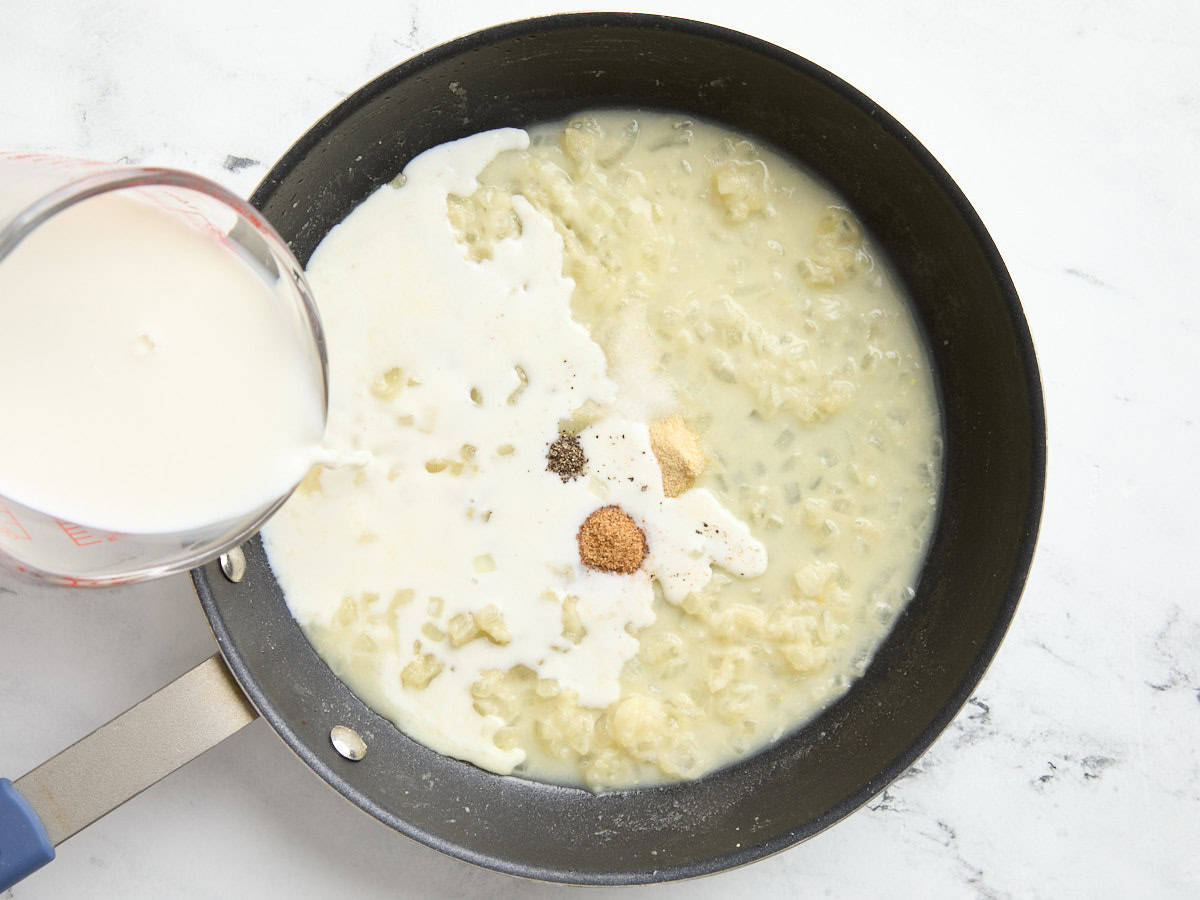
[0,654,258,890]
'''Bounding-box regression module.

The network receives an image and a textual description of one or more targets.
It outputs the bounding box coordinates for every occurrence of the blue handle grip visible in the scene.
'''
[0,778,55,890]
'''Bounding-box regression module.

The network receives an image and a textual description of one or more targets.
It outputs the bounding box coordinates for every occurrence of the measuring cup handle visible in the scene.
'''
[0,778,56,890]
[0,654,257,890]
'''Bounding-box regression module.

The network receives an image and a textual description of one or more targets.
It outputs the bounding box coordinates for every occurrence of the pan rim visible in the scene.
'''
[199,10,1047,885]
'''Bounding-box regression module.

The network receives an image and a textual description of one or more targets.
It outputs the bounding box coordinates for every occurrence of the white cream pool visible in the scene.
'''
[263,111,941,790]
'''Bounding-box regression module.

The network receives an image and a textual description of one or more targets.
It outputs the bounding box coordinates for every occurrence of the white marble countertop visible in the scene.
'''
[2,1,1198,896]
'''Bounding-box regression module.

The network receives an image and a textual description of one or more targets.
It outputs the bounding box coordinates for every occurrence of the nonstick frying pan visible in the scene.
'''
[0,12,1045,889]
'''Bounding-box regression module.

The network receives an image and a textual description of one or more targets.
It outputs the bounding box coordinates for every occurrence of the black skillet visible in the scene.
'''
[192,13,1045,885]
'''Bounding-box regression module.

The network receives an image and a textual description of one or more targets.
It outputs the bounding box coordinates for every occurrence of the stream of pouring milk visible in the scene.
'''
[262,130,767,774]
[0,190,326,533]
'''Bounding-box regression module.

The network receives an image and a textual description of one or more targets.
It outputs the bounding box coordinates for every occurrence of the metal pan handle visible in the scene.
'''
[0,654,257,891]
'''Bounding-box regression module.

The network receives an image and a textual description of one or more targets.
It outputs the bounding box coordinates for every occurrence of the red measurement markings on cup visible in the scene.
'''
[0,502,32,541]
[56,520,120,547]
[58,574,137,587]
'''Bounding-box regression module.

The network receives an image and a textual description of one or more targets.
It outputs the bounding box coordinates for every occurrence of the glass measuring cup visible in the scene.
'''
[0,154,328,587]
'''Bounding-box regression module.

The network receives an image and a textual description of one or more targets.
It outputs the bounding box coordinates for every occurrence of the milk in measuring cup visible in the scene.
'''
[0,190,326,535]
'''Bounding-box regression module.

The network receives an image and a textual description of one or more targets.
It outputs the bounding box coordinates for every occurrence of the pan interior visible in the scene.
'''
[194,13,1044,885]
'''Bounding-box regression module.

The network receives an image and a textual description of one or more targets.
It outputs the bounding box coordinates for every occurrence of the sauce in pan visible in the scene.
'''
[265,112,940,790]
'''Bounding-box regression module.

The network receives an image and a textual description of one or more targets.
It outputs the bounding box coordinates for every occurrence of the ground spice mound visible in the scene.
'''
[577,505,648,574]
[547,431,587,482]
[649,416,706,497]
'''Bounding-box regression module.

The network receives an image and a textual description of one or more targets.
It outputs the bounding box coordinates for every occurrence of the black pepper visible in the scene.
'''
[546,431,587,482]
